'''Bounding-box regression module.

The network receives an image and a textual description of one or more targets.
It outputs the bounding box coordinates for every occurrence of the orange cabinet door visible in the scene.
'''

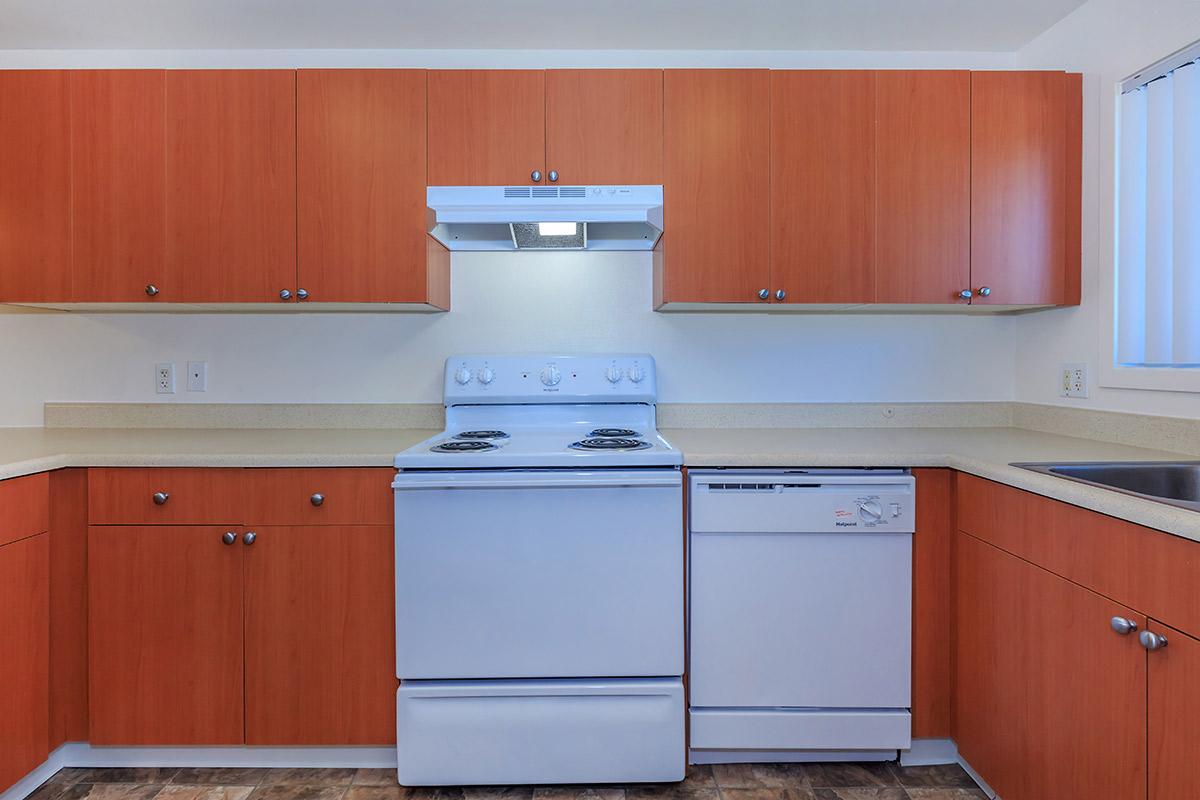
[241,467,393,526]
[427,70,546,186]
[298,69,438,303]
[660,70,770,305]
[88,467,245,526]
[1148,621,1200,800]
[165,70,296,303]
[545,69,663,185]
[0,472,49,547]
[48,469,89,749]
[910,468,953,738]
[970,71,1069,306]
[88,525,244,744]
[70,70,168,303]
[0,534,49,793]
[956,532,1147,800]
[244,525,395,744]
[875,71,971,304]
[0,71,71,302]
[770,70,875,303]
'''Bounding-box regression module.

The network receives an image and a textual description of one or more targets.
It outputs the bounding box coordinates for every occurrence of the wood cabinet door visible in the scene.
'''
[956,532,1147,800]
[427,70,546,186]
[70,70,167,303]
[0,71,71,302]
[770,70,875,303]
[545,69,663,185]
[1148,621,1200,800]
[298,69,431,303]
[661,70,770,304]
[970,71,1068,306]
[165,70,296,303]
[88,525,244,744]
[875,71,971,304]
[241,467,393,526]
[244,525,395,744]
[0,534,49,793]
[48,469,89,749]
[910,468,953,738]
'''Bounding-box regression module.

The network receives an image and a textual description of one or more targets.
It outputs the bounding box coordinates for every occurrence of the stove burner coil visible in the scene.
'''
[454,430,510,440]
[588,428,641,438]
[570,437,653,452]
[431,440,499,453]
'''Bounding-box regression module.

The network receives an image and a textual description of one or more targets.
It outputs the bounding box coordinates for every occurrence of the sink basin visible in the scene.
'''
[1012,462,1200,512]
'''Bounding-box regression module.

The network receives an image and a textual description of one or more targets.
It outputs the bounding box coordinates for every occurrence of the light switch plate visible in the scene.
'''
[1060,362,1088,398]
[186,361,207,392]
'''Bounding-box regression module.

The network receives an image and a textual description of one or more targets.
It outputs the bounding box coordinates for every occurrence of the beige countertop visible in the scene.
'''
[0,424,1196,542]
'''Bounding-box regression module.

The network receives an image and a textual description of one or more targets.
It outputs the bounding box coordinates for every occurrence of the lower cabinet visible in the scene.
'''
[1147,621,1200,800]
[0,533,49,792]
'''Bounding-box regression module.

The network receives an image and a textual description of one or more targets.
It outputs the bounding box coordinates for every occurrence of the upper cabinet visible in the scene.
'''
[771,70,876,304]
[427,70,547,186]
[165,70,297,303]
[297,69,446,306]
[658,69,771,306]
[875,70,971,304]
[0,71,71,302]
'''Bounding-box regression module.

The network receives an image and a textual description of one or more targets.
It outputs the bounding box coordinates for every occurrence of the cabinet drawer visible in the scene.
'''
[242,468,393,526]
[88,468,244,524]
[0,472,49,546]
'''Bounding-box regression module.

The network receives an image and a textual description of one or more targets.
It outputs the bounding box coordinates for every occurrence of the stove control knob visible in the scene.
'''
[628,365,646,383]
[454,367,473,385]
[605,366,623,384]
[857,500,883,522]
[540,366,561,386]
[478,367,495,385]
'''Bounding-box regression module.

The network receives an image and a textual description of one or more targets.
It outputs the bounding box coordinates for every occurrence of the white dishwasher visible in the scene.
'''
[688,469,915,763]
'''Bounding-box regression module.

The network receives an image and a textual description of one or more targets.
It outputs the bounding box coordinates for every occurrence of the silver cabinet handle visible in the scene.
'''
[1111,616,1138,635]
[296,288,309,301]
[548,170,559,182]
[957,289,973,300]
[145,284,160,296]
[152,491,170,505]
[243,531,257,545]
[1140,631,1168,651]
[279,289,292,300]
[222,531,238,545]
[530,170,542,182]
[310,493,325,507]
[977,286,992,297]
[775,289,787,301]
[757,288,769,300]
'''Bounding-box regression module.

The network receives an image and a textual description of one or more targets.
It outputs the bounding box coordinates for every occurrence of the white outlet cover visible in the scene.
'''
[1060,362,1088,399]
[155,362,175,394]
[186,361,208,392]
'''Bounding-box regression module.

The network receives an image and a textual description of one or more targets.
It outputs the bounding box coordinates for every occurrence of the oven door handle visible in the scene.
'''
[393,472,682,490]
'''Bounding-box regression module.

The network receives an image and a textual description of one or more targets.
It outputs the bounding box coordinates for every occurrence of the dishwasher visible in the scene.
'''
[687,469,915,763]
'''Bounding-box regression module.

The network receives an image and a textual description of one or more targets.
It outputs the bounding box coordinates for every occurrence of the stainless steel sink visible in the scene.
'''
[1012,461,1200,512]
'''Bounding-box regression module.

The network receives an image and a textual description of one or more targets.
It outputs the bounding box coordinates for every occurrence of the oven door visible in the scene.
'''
[393,469,684,679]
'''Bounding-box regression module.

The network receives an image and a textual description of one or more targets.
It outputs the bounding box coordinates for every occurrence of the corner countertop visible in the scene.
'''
[0,424,1196,542]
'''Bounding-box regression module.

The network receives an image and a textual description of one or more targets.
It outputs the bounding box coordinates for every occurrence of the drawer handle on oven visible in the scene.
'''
[394,475,681,490]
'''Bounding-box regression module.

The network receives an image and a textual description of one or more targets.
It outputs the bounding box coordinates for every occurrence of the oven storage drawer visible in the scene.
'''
[689,708,912,751]
[393,469,683,679]
[396,678,686,785]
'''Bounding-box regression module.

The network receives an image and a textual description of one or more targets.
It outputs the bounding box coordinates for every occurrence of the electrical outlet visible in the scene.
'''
[1060,362,1088,398]
[155,363,176,394]
[186,361,207,392]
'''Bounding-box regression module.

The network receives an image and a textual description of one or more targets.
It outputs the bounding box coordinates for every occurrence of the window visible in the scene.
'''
[1116,43,1200,370]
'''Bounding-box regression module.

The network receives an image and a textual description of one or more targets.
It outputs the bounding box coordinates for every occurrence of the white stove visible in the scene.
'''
[392,355,685,787]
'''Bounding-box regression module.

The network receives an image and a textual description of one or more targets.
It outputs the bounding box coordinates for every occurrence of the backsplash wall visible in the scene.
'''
[0,253,1018,426]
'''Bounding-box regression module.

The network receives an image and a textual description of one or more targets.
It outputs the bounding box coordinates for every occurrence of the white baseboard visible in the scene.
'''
[899,738,958,766]
[0,744,398,800]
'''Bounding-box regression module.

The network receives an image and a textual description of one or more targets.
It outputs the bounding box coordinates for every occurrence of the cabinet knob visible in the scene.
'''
[145,284,160,297]
[222,531,238,545]
[152,491,170,505]
[279,289,292,300]
[310,493,325,507]
[957,289,973,300]
[775,289,787,301]
[758,288,770,300]
[977,286,992,297]
[548,170,559,183]
[530,170,542,183]
[243,531,257,545]
[1140,631,1168,651]
[1110,616,1138,635]
[296,288,309,301]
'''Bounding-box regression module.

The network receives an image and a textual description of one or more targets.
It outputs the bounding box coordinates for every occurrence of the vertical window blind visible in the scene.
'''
[1117,52,1200,367]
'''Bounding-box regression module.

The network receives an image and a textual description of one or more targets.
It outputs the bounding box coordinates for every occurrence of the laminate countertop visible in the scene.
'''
[0,424,1196,541]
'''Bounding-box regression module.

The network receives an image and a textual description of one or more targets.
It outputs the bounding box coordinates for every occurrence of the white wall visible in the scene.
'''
[1014,0,1200,418]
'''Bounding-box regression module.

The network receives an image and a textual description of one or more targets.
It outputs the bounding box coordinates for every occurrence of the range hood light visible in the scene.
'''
[538,222,579,236]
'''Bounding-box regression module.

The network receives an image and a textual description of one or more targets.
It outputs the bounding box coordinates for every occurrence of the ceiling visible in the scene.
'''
[0,0,1088,52]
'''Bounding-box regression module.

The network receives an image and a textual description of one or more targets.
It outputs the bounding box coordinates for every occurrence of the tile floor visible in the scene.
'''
[26,764,987,800]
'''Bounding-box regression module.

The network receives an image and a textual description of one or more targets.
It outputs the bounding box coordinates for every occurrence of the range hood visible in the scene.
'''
[427,185,663,251]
